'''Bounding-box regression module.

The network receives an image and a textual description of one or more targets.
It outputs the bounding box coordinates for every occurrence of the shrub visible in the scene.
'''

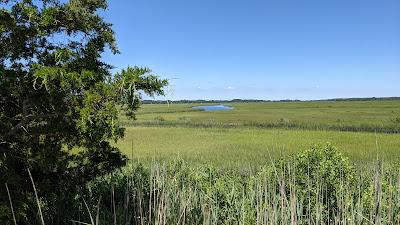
[391,114,400,124]
[154,116,166,122]
[294,143,355,218]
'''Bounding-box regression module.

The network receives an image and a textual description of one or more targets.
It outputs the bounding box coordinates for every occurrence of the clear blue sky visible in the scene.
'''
[102,0,400,100]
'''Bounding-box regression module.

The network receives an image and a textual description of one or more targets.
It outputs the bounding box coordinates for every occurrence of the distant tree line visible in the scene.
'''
[319,97,400,101]
[142,97,400,104]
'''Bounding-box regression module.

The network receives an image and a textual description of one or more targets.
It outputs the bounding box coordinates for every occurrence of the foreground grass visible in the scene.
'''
[116,126,400,167]
[22,144,400,224]
[76,145,400,225]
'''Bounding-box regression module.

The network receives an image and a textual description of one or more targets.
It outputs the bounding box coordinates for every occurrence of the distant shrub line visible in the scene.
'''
[122,120,400,134]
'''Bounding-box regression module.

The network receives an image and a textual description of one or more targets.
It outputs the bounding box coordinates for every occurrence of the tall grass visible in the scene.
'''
[72,144,400,225]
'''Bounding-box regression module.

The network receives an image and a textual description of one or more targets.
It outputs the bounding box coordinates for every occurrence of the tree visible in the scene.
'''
[0,0,168,223]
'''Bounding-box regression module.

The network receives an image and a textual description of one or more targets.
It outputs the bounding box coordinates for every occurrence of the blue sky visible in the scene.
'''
[102,0,400,100]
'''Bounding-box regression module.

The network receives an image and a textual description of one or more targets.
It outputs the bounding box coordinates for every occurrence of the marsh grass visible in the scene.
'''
[126,101,400,133]
[75,145,400,225]
[14,149,397,225]
[115,101,400,167]
[15,144,400,225]
[115,127,400,166]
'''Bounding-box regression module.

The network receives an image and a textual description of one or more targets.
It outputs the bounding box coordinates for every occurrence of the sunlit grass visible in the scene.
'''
[116,126,400,168]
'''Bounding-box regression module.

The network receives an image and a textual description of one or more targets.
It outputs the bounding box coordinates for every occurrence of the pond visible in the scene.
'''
[192,105,234,112]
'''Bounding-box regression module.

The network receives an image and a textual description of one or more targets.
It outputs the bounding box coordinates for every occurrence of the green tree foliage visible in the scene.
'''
[0,0,167,223]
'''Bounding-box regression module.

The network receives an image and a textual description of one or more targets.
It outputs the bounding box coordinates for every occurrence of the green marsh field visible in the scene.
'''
[117,100,400,166]
[85,100,400,224]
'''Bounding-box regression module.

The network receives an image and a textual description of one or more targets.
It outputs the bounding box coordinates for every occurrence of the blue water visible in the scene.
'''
[192,105,234,112]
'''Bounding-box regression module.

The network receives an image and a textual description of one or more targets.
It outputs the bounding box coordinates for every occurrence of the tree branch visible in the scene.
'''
[6,113,60,138]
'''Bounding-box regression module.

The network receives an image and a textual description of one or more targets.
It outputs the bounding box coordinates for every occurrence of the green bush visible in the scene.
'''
[294,143,355,219]
[391,114,400,124]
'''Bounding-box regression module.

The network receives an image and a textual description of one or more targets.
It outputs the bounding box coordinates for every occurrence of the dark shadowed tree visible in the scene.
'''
[0,0,167,223]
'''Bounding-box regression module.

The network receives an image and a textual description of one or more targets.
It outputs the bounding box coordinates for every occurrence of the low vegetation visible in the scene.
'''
[20,144,400,224]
